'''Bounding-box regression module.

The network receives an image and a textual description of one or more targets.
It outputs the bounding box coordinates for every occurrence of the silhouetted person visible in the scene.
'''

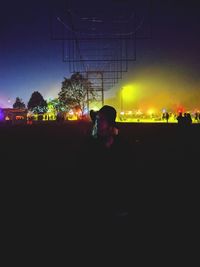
[90,105,119,148]
[177,112,184,125]
[185,112,192,125]
[56,112,64,124]
[195,112,200,123]
[163,112,169,123]
[165,112,169,123]
[80,105,129,225]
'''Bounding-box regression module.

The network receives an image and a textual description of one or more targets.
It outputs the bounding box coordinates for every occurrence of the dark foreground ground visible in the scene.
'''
[1,121,200,261]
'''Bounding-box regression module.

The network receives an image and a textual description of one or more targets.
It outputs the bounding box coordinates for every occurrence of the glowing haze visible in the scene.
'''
[106,64,200,113]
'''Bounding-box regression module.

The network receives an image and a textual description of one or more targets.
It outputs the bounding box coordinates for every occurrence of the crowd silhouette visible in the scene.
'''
[177,112,192,126]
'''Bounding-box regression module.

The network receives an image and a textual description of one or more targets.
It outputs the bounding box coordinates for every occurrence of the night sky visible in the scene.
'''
[1,0,200,111]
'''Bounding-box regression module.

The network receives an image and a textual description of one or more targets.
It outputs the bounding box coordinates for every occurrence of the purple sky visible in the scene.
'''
[1,0,200,108]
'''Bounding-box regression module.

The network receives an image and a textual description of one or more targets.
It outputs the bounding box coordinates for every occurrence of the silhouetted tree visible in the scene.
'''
[58,72,96,114]
[13,97,26,109]
[27,91,47,114]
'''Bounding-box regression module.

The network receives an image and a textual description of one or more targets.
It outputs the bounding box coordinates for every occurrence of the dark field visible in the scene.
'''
[1,121,200,254]
[1,120,199,171]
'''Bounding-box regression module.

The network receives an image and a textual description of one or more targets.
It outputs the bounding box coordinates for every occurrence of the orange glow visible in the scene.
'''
[177,107,185,113]
[111,65,200,113]
[16,116,24,120]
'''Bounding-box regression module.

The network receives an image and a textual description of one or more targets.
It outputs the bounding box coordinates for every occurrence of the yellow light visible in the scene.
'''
[147,109,155,115]
[90,106,99,111]
[136,110,142,115]
[122,85,135,101]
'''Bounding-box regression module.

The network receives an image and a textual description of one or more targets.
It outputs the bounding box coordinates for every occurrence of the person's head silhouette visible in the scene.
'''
[91,105,118,146]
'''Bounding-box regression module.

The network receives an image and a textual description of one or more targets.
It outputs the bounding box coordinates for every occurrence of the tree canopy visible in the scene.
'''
[58,72,96,114]
[13,97,26,109]
[47,98,61,113]
[27,91,47,114]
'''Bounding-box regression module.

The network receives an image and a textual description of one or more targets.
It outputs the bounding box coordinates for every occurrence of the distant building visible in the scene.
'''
[0,108,28,123]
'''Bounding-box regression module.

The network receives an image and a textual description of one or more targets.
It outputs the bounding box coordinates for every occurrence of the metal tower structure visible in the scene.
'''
[51,0,152,110]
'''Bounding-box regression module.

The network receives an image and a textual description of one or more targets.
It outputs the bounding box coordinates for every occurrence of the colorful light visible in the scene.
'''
[177,106,185,113]
[0,109,3,120]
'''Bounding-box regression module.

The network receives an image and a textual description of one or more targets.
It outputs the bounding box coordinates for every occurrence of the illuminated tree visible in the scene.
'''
[47,98,61,112]
[27,91,47,114]
[58,72,96,114]
[13,97,26,109]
